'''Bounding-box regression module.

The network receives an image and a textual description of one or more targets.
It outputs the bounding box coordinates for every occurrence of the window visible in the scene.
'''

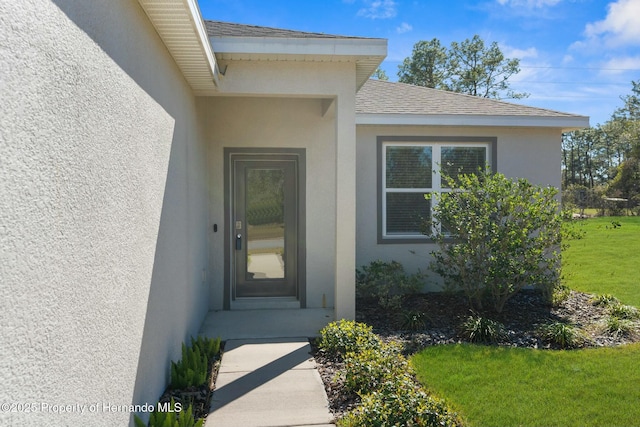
[379,137,494,242]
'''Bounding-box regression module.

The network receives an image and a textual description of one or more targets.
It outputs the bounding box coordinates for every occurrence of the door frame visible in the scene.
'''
[223,148,306,310]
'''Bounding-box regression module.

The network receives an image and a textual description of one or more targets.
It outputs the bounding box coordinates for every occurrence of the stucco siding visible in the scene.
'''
[355,125,562,289]
[1,1,209,426]
[201,96,338,311]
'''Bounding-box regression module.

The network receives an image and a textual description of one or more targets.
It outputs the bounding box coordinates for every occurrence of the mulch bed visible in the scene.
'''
[312,290,640,419]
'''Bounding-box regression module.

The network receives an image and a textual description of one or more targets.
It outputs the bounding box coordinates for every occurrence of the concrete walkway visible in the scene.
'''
[205,338,333,427]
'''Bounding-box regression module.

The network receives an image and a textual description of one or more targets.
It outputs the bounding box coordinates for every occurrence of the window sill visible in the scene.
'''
[377,236,436,245]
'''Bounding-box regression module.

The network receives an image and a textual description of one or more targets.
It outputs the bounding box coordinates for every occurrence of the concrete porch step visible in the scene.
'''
[198,308,334,341]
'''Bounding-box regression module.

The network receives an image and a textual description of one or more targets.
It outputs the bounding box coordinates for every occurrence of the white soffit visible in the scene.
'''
[138,0,219,93]
[356,113,590,131]
[211,37,387,90]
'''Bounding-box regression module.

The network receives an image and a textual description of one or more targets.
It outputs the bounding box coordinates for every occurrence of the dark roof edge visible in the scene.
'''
[205,20,384,40]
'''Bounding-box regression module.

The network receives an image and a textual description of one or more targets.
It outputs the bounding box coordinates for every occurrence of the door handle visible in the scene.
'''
[236,234,242,250]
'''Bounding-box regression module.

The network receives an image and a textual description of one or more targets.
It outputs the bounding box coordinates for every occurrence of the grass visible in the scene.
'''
[563,216,640,307]
[412,343,640,427]
[407,216,640,426]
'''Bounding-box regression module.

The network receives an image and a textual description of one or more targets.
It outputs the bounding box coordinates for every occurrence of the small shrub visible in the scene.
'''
[319,320,381,359]
[170,344,208,389]
[538,322,584,349]
[609,304,640,320]
[190,335,222,362]
[460,314,506,344]
[400,310,428,331]
[356,260,424,310]
[591,294,620,307]
[338,376,462,427]
[344,342,406,395]
[134,399,203,427]
[551,284,571,307]
[605,316,634,338]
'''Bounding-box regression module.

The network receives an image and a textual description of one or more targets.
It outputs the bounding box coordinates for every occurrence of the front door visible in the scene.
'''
[232,156,298,299]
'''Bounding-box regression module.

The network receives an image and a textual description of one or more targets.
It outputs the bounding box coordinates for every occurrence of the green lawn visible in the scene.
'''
[410,216,640,427]
[412,343,640,427]
[563,216,640,306]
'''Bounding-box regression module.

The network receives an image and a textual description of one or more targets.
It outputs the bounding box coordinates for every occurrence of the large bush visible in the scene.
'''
[429,169,562,313]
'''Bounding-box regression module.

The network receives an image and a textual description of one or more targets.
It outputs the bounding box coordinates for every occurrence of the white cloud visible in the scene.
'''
[503,45,539,59]
[584,0,640,47]
[356,0,397,19]
[496,0,562,8]
[600,56,640,74]
[396,22,412,34]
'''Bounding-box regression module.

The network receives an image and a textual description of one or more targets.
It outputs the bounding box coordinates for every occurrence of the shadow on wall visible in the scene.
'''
[52,0,180,110]
[51,1,211,425]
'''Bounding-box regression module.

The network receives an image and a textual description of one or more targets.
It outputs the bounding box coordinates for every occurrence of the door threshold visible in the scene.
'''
[231,297,301,310]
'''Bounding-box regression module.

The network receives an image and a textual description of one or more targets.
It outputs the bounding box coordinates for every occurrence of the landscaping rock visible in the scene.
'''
[312,290,640,420]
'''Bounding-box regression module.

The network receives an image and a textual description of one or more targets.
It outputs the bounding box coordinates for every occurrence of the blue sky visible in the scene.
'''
[198,0,640,126]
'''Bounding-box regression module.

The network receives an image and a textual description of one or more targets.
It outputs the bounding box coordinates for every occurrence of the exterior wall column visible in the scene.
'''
[334,91,357,320]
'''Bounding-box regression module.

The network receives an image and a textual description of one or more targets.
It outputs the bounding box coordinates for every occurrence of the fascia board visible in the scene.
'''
[211,36,387,58]
[185,0,220,84]
[356,113,590,130]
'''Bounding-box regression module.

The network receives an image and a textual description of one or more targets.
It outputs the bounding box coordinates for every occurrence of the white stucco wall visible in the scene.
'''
[355,125,562,289]
[1,1,209,426]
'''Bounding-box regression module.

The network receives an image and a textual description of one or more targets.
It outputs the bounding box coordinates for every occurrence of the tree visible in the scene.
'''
[371,67,389,81]
[606,81,640,211]
[561,81,640,213]
[429,169,562,313]
[447,35,528,99]
[397,35,528,99]
[398,38,448,89]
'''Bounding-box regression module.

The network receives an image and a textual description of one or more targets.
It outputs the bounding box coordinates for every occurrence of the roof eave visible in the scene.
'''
[355,113,590,131]
[211,36,387,90]
[138,0,220,92]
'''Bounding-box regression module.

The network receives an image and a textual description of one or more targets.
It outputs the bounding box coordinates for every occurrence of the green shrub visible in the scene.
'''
[591,294,620,307]
[400,309,428,331]
[605,316,634,338]
[170,344,208,389]
[344,342,406,395]
[338,375,462,427]
[170,336,222,389]
[134,399,203,427]
[429,169,563,313]
[460,314,506,344]
[318,320,381,359]
[609,304,640,320]
[538,322,584,349]
[551,284,571,307]
[190,335,222,362]
[356,260,424,310]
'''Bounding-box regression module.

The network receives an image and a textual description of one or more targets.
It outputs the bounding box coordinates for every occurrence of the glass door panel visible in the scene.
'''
[233,159,297,298]
[246,169,285,279]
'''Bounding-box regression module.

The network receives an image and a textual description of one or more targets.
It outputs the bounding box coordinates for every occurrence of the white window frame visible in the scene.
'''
[381,139,492,241]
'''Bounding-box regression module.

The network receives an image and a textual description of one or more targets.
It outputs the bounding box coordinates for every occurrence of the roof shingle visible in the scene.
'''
[205,20,370,40]
[356,79,586,119]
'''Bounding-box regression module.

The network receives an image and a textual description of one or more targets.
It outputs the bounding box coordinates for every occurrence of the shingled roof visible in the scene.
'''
[357,79,582,117]
[205,20,367,39]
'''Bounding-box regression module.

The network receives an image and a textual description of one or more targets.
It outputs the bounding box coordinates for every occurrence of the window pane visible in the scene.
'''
[441,147,486,187]
[386,146,432,188]
[386,192,431,235]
